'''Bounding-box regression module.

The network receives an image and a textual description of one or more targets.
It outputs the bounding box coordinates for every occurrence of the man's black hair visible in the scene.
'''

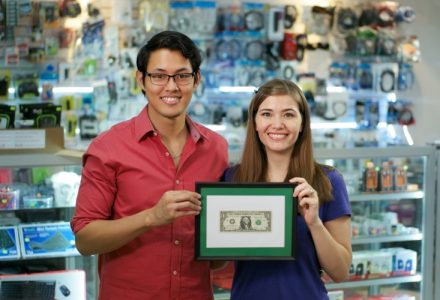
[136,31,202,84]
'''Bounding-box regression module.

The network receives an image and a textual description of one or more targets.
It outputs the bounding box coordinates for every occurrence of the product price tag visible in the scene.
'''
[0,129,45,149]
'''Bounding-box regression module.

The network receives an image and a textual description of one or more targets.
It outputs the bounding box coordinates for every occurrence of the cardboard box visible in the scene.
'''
[0,127,64,154]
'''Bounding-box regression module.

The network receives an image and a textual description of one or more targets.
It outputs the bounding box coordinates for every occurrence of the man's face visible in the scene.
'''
[137,49,199,121]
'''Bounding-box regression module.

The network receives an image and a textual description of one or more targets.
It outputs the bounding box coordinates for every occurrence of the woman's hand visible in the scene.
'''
[289,177,321,228]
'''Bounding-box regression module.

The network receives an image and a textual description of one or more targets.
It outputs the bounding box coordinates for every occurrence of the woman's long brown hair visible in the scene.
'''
[233,79,333,204]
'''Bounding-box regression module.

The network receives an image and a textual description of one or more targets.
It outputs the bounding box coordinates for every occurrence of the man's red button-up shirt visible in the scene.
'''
[71,106,229,300]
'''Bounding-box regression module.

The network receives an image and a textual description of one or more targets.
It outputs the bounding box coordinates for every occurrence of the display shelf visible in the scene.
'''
[316,146,436,300]
[349,191,424,202]
[325,274,422,290]
[0,143,94,299]
[352,233,423,245]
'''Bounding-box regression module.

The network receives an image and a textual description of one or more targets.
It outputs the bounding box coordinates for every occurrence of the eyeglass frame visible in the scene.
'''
[144,72,196,86]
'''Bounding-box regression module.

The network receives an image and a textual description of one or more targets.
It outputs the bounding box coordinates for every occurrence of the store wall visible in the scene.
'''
[400,0,440,145]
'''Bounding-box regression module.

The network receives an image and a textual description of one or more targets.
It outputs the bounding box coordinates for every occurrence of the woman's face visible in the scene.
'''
[255,94,303,156]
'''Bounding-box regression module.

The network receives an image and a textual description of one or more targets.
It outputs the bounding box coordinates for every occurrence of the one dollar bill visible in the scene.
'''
[220,211,271,232]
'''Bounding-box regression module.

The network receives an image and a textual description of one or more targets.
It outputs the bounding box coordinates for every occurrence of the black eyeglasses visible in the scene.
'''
[146,72,195,86]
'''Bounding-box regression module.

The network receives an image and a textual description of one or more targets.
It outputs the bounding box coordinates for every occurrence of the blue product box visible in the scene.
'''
[0,226,20,260]
[18,222,79,258]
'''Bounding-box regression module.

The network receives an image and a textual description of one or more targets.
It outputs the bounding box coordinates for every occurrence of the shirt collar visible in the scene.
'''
[134,105,207,143]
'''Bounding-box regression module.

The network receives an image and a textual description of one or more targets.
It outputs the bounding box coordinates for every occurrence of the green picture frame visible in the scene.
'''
[195,182,297,260]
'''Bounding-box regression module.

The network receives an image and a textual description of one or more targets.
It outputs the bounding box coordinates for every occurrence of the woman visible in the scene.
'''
[223,79,352,299]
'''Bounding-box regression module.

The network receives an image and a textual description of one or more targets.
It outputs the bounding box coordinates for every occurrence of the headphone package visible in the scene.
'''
[19,103,62,128]
[15,73,40,100]
[243,2,265,34]
[355,63,374,90]
[169,1,194,34]
[0,104,16,129]
[193,1,217,37]
[0,69,11,100]
[372,62,399,93]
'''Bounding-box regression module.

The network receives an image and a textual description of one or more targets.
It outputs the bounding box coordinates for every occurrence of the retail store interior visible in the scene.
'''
[1,0,440,299]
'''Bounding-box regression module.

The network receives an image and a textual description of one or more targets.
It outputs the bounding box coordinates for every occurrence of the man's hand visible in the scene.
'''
[146,190,202,227]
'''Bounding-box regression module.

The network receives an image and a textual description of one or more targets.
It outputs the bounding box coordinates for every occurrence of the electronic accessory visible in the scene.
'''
[376,5,395,27]
[217,6,244,32]
[296,34,307,61]
[140,0,168,32]
[244,10,264,31]
[380,69,396,93]
[337,8,358,33]
[0,104,15,128]
[281,32,297,60]
[397,106,414,125]
[19,103,62,128]
[376,32,396,56]
[395,6,416,23]
[59,0,81,18]
[0,281,56,300]
[315,89,349,120]
[0,71,11,99]
[398,63,415,91]
[284,5,297,29]
[309,6,335,36]
[192,1,216,35]
[266,42,280,71]
[245,40,265,60]
[267,6,284,41]
[16,77,39,99]
[359,7,378,26]
[357,65,374,90]
[283,66,295,79]
[60,285,71,296]
[344,33,358,55]
[215,39,242,60]
[356,27,377,56]
[169,3,192,33]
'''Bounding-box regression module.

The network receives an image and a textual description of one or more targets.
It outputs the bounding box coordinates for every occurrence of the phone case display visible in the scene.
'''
[315,146,435,300]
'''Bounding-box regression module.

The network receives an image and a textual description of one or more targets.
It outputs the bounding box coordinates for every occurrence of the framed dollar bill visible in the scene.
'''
[195,182,296,260]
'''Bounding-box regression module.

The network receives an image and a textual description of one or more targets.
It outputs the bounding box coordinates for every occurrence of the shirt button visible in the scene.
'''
[174,240,180,245]
[165,152,170,156]
[176,179,180,184]
[172,270,178,276]
[153,132,157,136]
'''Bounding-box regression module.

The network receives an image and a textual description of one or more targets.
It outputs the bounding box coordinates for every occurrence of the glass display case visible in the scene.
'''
[316,146,436,300]
[0,128,97,300]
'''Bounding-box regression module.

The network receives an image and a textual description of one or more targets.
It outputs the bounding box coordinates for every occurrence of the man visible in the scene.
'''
[71,31,229,300]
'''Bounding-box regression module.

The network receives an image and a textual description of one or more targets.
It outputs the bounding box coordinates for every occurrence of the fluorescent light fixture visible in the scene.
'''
[218,86,256,93]
[326,86,347,93]
[53,86,94,93]
[9,86,94,94]
[311,122,358,129]
[205,124,227,132]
